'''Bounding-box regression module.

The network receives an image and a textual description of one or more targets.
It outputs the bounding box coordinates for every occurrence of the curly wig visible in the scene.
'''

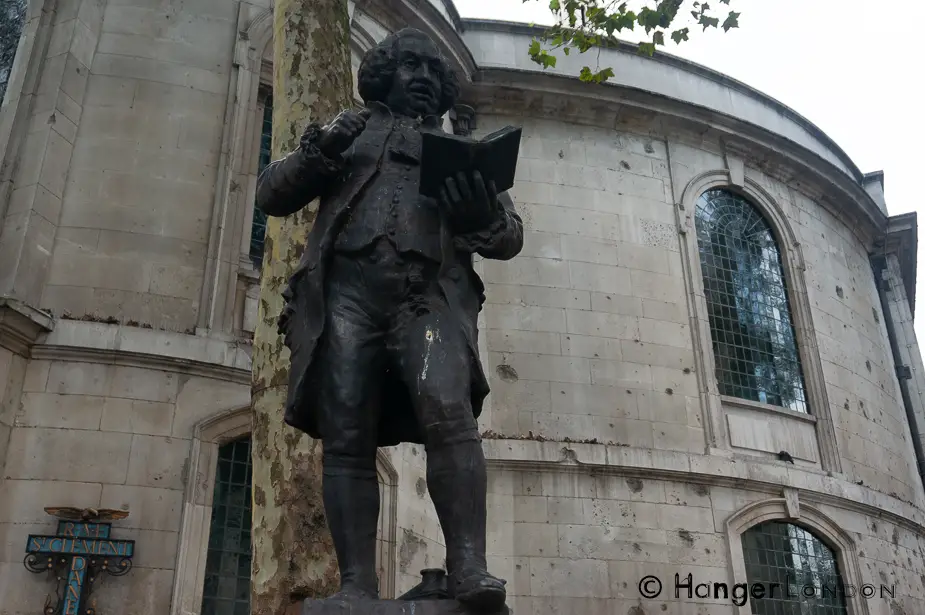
[357,28,460,116]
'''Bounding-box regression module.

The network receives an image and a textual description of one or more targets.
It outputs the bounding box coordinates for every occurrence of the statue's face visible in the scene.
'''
[385,35,443,117]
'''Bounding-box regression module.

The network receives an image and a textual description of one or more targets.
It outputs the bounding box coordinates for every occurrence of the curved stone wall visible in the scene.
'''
[469,107,923,505]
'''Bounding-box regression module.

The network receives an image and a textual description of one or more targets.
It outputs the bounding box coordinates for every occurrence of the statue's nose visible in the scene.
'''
[416,63,434,81]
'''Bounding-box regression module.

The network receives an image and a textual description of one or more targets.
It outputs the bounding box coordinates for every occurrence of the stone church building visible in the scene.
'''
[1,0,925,612]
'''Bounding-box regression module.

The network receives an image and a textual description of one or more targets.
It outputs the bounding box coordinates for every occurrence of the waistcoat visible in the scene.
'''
[334,113,442,261]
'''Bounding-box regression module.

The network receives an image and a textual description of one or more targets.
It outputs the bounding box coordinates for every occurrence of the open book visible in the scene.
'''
[419,125,522,200]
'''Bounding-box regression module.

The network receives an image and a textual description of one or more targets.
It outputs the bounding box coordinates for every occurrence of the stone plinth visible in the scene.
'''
[293,599,510,615]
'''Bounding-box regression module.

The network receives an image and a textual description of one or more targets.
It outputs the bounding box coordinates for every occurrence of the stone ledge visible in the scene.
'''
[292,599,509,615]
[30,320,251,383]
[0,297,54,356]
[482,439,925,533]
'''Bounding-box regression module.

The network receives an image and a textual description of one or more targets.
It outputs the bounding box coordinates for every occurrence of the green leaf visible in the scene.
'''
[526,0,741,84]
[698,14,720,30]
[638,41,656,56]
[577,66,614,84]
[656,0,680,28]
[637,6,662,32]
[722,10,740,31]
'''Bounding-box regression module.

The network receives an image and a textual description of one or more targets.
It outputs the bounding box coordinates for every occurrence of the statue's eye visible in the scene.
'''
[403,57,418,68]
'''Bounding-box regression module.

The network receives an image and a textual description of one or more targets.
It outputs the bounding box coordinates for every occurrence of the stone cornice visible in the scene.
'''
[459,19,868,186]
[31,345,252,385]
[367,0,478,82]
[435,0,463,29]
[880,212,917,313]
[0,297,54,356]
[30,320,252,384]
[464,69,887,246]
[482,439,925,535]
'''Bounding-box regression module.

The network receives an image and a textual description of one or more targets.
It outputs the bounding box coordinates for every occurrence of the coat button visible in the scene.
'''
[447,267,460,281]
[308,263,317,271]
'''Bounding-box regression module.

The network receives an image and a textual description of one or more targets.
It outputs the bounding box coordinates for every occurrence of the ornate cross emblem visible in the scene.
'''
[24,508,135,615]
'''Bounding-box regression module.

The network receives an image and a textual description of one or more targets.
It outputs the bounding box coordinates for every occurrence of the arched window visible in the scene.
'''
[695,189,808,413]
[742,521,848,614]
[201,436,253,615]
[249,94,273,268]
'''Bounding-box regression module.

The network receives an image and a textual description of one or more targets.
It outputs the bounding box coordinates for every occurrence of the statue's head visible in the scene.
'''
[358,28,459,118]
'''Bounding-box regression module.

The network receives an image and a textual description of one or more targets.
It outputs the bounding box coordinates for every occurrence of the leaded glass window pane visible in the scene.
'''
[249,96,272,267]
[202,437,252,615]
[695,189,808,412]
[742,521,848,614]
[1,0,27,103]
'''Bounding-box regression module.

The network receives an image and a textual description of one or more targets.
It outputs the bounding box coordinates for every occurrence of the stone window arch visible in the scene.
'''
[741,520,847,614]
[694,188,808,413]
[170,406,399,614]
[677,166,839,472]
[170,407,252,615]
[216,6,383,338]
[247,89,273,269]
[200,435,254,614]
[725,498,868,615]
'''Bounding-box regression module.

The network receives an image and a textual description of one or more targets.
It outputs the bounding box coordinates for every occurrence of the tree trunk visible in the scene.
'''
[250,0,354,613]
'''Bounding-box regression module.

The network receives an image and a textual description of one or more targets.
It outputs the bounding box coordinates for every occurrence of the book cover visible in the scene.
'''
[419,125,522,200]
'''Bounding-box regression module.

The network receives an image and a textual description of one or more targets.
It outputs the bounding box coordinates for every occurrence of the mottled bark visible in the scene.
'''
[251,0,354,613]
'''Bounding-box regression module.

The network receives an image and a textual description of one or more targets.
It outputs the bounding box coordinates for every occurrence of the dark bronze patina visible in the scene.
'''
[256,28,523,612]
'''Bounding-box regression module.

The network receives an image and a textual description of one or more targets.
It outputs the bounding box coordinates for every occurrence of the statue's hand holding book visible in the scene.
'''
[438,171,500,233]
[421,125,522,233]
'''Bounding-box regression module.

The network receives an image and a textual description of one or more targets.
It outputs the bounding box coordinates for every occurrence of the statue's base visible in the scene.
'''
[294,598,510,615]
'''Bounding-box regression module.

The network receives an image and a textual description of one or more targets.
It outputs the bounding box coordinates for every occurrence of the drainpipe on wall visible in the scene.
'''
[870,253,925,491]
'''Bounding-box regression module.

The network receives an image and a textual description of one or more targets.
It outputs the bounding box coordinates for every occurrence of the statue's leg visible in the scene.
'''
[391,306,506,610]
[315,282,386,600]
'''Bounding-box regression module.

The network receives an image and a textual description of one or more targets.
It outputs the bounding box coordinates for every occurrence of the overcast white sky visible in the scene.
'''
[455,0,925,340]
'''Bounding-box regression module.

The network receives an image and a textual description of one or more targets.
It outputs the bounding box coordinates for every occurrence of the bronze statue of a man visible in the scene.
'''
[256,28,523,611]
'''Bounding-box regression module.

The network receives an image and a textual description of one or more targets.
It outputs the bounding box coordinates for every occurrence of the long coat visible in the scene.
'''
[255,103,524,447]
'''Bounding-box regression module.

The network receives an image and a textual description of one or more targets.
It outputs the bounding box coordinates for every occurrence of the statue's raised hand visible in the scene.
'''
[315,109,371,157]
